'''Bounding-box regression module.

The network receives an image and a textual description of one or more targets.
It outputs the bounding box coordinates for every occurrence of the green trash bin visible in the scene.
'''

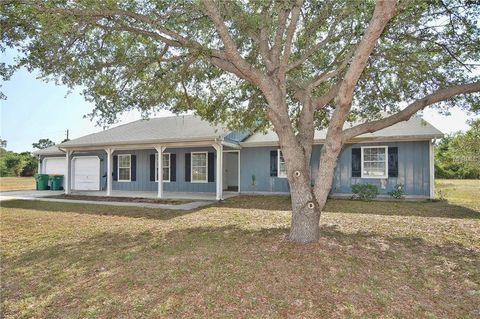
[49,175,64,191]
[35,174,50,190]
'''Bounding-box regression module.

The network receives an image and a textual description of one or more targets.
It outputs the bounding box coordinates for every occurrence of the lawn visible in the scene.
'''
[1,180,479,318]
[0,177,35,192]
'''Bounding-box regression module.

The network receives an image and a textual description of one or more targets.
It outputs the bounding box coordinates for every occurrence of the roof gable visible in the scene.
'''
[59,115,230,148]
[242,115,443,145]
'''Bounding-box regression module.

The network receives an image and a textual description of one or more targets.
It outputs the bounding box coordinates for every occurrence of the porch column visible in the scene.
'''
[213,143,223,201]
[105,148,114,196]
[65,150,72,194]
[155,146,166,198]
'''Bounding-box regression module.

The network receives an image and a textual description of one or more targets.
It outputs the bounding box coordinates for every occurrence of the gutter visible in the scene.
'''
[58,135,225,150]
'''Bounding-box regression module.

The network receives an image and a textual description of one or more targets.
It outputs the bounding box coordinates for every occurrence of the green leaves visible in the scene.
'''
[1,0,479,129]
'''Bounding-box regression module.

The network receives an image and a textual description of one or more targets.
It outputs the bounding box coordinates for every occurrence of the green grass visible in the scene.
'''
[0,177,35,192]
[0,180,479,318]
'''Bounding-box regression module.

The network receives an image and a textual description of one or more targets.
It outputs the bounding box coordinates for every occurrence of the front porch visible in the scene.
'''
[52,140,241,201]
[69,190,239,201]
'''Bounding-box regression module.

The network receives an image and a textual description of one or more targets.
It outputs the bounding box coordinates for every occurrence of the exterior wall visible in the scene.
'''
[39,140,431,197]
[112,147,217,193]
[240,141,431,197]
[240,146,290,193]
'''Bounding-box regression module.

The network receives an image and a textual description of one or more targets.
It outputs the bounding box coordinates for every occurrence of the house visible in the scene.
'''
[34,114,443,200]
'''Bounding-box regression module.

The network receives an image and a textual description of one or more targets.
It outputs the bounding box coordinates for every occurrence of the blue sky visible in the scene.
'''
[1,49,478,153]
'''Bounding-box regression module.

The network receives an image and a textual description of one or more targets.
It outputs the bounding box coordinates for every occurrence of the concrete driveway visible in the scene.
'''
[0,190,64,201]
[0,190,213,210]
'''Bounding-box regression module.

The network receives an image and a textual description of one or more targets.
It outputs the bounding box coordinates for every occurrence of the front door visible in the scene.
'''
[223,152,239,191]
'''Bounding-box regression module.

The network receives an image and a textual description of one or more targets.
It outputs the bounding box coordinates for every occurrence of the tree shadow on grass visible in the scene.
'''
[0,199,202,221]
[3,224,479,318]
[217,196,480,219]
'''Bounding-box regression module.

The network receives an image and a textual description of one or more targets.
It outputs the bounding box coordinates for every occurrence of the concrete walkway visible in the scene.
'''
[0,190,214,210]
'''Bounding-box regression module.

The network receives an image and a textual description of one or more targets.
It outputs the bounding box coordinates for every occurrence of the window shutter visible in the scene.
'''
[270,150,278,177]
[208,152,215,182]
[113,155,118,181]
[388,147,398,177]
[185,153,191,182]
[150,154,155,181]
[351,148,361,177]
[170,154,176,182]
[131,155,137,181]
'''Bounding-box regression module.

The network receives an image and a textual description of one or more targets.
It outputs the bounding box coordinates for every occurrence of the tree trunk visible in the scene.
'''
[288,177,321,243]
[287,140,343,243]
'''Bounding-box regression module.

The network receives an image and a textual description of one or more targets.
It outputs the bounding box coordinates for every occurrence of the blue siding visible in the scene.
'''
[112,147,217,193]
[240,146,290,193]
[240,141,431,196]
[40,141,431,197]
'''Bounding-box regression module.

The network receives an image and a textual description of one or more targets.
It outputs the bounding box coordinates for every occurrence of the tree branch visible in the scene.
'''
[201,0,270,90]
[343,81,480,139]
[270,5,288,65]
[286,15,343,72]
[313,83,340,110]
[336,0,396,108]
[29,4,195,48]
[281,0,303,67]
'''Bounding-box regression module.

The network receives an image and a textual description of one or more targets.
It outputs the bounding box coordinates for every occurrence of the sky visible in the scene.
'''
[1,49,478,153]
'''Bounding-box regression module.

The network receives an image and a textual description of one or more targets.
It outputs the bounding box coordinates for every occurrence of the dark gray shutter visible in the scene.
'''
[351,148,361,177]
[150,154,155,181]
[208,152,215,182]
[270,150,278,177]
[388,147,398,177]
[113,155,118,181]
[185,153,191,182]
[131,155,136,181]
[170,154,176,182]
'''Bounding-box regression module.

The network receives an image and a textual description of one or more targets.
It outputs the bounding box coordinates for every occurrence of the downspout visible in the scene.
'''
[429,139,436,199]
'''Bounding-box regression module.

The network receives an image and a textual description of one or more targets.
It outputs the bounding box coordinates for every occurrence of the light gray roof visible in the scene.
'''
[54,114,443,150]
[242,115,443,146]
[59,115,229,148]
[32,145,65,156]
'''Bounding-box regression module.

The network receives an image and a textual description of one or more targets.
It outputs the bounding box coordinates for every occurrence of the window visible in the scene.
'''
[118,154,131,182]
[361,146,388,178]
[155,153,170,182]
[278,150,287,178]
[191,152,208,182]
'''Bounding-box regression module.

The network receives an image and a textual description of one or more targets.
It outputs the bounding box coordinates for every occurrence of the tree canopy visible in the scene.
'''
[436,119,480,179]
[32,138,55,150]
[2,0,479,129]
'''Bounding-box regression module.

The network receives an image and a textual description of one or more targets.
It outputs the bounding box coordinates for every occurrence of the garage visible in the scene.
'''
[73,156,100,191]
[43,157,67,175]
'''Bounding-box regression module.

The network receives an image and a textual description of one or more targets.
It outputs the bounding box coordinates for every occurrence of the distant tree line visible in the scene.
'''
[435,119,480,179]
[0,138,57,177]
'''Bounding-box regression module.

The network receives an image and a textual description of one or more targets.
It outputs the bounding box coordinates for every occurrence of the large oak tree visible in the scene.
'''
[2,0,479,242]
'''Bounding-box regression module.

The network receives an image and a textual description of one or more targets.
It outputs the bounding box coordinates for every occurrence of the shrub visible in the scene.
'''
[351,183,379,200]
[250,175,256,191]
[388,184,406,199]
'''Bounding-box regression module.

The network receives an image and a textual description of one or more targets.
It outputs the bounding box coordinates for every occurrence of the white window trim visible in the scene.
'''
[361,146,388,179]
[277,149,287,178]
[191,151,208,183]
[155,153,171,183]
[117,154,131,182]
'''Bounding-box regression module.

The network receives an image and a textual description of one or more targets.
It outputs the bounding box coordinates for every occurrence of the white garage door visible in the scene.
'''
[73,157,100,191]
[43,157,66,175]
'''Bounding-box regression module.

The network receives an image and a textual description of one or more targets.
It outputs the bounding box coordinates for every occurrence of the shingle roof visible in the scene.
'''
[242,115,443,145]
[59,115,229,148]
[32,145,65,156]
[53,114,443,150]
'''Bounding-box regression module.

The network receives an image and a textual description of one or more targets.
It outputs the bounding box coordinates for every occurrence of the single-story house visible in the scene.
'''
[34,114,443,200]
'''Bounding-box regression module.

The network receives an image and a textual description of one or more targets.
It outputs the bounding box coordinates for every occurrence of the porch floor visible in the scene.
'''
[70,190,239,201]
